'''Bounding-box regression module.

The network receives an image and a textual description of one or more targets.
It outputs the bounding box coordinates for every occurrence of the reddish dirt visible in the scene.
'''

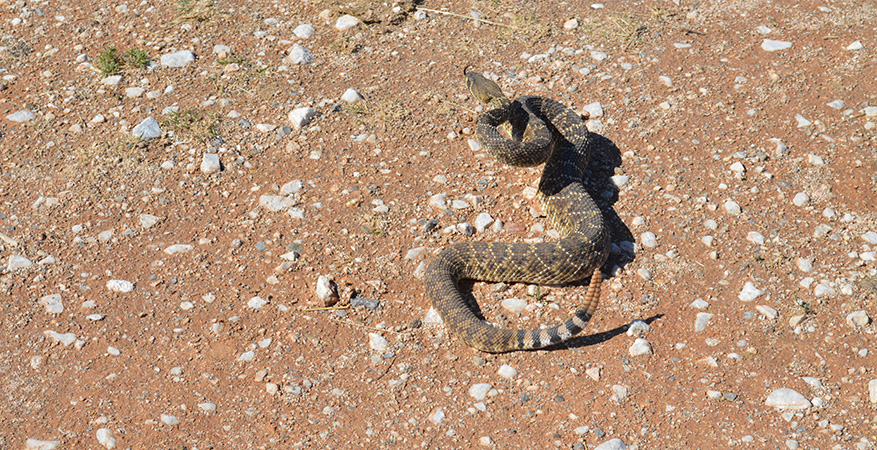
[1,0,876,449]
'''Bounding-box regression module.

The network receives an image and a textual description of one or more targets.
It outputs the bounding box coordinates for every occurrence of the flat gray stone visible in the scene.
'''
[738,282,764,302]
[695,312,714,332]
[765,388,811,409]
[161,50,195,67]
[201,153,221,174]
[335,14,360,31]
[132,117,162,140]
[7,110,35,122]
[7,254,33,270]
[594,438,626,450]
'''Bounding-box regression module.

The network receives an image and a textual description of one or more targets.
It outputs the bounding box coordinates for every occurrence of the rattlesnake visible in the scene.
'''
[424,70,610,353]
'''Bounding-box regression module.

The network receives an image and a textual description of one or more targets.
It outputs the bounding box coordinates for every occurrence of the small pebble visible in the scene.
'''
[132,117,161,140]
[368,333,388,352]
[846,310,870,327]
[160,414,180,425]
[723,199,741,215]
[747,231,765,244]
[469,383,492,401]
[6,110,36,122]
[792,192,810,207]
[160,50,195,67]
[341,88,363,103]
[593,438,626,450]
[628,338,652,356]
[761,39,792,51]
[106,279,134,293]
[96,428,116,449]
[738,282,764,302]
[694,313,714,332]
[756,305,778,320]
[293,24,315,39]
[502,298,528,312]
[288,44,313,64]
[335,14,360,31]
[640,232,657,248]
[765,388,811,410]
[497,364,517,379]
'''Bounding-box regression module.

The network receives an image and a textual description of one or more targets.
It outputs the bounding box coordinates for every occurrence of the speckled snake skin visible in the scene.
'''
[424,71,611,353]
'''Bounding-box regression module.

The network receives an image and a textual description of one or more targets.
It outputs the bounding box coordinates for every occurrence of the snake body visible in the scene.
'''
[424,72,611,353]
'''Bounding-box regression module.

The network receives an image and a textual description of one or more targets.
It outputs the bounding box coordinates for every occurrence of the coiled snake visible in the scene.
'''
[424,70,610,353]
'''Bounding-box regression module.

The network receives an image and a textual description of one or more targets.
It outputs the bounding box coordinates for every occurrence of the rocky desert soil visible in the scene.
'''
[2,0,877,449]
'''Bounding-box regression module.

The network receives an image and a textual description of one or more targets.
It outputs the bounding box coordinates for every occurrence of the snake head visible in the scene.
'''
[465,70,505,104]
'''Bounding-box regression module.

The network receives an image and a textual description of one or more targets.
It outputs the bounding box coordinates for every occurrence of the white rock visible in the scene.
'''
[200,153,221,174]
[96,428,116,449]
[640,232,657,248]
[586,367,601,381]
[747,231,765,245]
[865,106,877,117]
[7,255,33,270]
[106,279,134,293]
[738,282,764,302]
[846,40,864,51]
[199,402,217,412]
[248,296,267,310]
[467,139,482,151]
[869,379,877,404]
[694,312,714,332]
[730,161,745,173]
[368,333,388,352]
[629,338,652,356]
[862,231,877,245]
[813,283,834,298]
[293,24,315,39]
[801,377,822,389]
[610,174,629,188]
[164,244,193,254]
[793,192,810,207]
[450,199,469,209]
[610,384,628,403]
[315,275,339,307]
[846,310,870,327]
[756,25,772,34]
[281,180,303,194]
[762,39,792,51]
[795,114,812,128]
[335,14,360,31]
[160,414,180,425]
[24,440,61,450]
[132,117,162,140]
[101,76,122,86]
[827,99,846,110]
[582,102,604,118]
[626,319,651,336]
[469,383,492,401]
[288,44,313,64]
[474,213,494,232]
[255,123,276,133]
[260,195,295,212]
[428,193,448,210]
[756,305,778,320]
[44,330,76,346]
[723,199,741,215]
[40,294,64,314]
[424,307,443,324]
[594,438,627,450]
[563,18,579,29]
[765,388,811,409]
[140,214,162,229]
[125,87,144,98]
[796,258,812,272]
[161,50,195,67]
[497,364,517,379]
[690,298,709,309]
[429,408,445,425]
[288,107,316,129]
[7,110,36,122]
[501,298,528,312]
[341,88,363,103]
[213,44,231,58]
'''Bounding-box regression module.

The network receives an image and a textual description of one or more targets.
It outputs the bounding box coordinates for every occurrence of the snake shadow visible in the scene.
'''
[456,131,642,351]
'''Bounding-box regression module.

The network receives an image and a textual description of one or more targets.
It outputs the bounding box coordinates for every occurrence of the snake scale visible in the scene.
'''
[424,71,611,353]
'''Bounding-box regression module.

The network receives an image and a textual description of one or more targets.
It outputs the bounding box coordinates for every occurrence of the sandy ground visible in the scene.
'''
[2,0,877,448]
